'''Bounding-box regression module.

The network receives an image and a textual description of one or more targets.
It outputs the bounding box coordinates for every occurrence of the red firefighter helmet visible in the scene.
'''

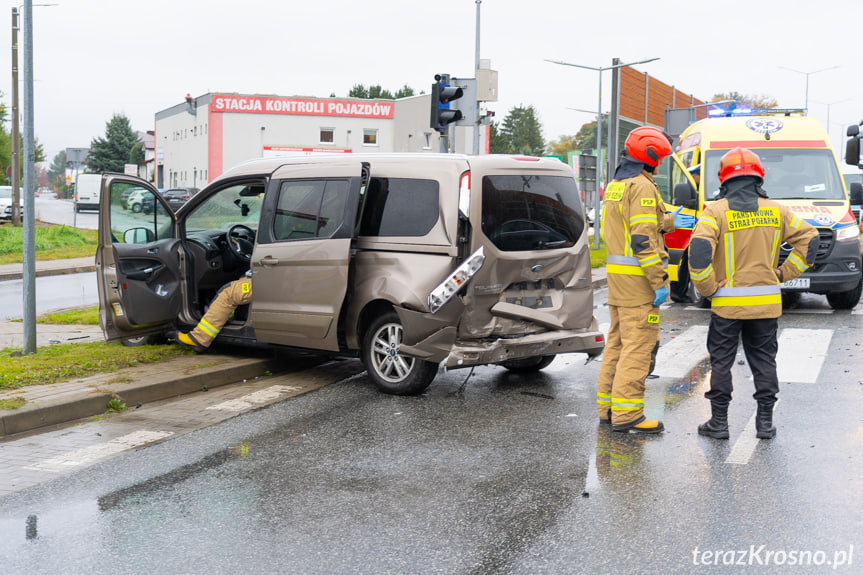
[624,126,672,167]
[718,147,765,184]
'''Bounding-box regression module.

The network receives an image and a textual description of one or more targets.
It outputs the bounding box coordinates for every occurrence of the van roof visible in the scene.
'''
[679,115,831,152]
[214,153,573,184]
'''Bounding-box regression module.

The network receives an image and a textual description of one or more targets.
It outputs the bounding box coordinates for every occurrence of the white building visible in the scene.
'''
[154,92,486,189]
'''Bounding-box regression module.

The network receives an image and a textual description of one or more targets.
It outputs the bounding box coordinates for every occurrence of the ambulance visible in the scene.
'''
[664,109,862,309]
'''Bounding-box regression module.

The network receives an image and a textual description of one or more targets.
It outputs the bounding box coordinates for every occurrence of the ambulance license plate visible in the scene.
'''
[781,278,809,289]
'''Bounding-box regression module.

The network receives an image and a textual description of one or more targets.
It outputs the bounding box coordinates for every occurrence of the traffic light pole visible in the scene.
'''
[473,0,481,155]
[22,0,35,354]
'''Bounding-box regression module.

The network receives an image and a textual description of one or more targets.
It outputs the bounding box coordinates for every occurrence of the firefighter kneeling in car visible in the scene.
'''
[688,147,817,439]
[173,271,253,352]
[596,126,695,434]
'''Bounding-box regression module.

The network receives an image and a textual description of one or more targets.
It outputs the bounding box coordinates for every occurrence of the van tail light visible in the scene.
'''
[458,171,471,218]
[428,246,485,314]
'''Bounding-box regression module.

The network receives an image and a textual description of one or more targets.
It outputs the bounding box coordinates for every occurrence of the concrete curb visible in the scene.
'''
[0,356,286,437]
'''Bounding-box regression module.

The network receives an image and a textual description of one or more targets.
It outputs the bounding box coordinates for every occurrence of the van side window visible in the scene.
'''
[359,178,439,237]
[273,179,348,241]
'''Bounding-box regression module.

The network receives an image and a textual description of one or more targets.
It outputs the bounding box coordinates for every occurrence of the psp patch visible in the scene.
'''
[647,314,659,324]
[641,198,656,207]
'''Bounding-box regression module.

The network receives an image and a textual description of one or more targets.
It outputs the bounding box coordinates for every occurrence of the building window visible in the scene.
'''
[363,129,378,146]
[320,127,334,144]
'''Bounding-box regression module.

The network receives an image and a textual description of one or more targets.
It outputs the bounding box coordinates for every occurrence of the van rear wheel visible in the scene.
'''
[362,310,437,395]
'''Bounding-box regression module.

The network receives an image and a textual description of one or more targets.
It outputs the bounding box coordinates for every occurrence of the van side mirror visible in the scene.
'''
[683,198,699,210]
[849,182,863,207]
[124,227,155,244]
[846,136,861,167]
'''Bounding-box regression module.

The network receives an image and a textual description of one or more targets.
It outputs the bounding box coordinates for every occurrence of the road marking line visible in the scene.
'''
[776,328,832,383]
[206,384,303,412]
[24,430,173,473]
[655,325,709,379]
[726,401,780,465]
[784,309,833,314]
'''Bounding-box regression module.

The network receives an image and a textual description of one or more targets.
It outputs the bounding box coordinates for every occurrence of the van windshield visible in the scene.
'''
[703,149,845,201]
[481,174,585,251]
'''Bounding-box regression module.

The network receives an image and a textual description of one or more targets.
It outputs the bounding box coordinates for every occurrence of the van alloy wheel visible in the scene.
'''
[362,310,437,396]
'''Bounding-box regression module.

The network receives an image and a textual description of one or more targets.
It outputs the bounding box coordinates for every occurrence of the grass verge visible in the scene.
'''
[0,342,192,392]
[0,223,97,264]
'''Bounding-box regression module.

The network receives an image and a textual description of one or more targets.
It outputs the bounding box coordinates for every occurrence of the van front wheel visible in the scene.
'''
[362,310,437,396]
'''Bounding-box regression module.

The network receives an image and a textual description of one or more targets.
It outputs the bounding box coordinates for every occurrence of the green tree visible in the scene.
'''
[488,121,508,154]
[547,134,579,157]
[47,150,66,191]
[0,94,10,184]
[394,84,415,99]
[496,105,545,156]
[569,116,609,152]
[347,83,416,100]
[86,114,141,173]
[711,92,778,110]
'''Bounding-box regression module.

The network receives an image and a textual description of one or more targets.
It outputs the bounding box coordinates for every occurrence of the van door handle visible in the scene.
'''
[261,256,280,266]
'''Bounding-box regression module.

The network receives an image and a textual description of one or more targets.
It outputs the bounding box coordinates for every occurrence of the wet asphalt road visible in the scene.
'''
[0,289,861,574]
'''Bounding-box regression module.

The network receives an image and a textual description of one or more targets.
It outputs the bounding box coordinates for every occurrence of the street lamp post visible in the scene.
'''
[545,56,660,248]
[778,65,839,113]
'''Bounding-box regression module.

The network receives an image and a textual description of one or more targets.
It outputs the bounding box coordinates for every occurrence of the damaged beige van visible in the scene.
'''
[96,154,604,395]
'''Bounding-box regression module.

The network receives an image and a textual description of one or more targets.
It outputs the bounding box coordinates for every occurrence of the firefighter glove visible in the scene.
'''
[672,206,696,229]
[653,285,669,306]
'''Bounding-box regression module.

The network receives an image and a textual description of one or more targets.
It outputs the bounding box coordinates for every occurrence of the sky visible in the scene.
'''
[2,0,863,171]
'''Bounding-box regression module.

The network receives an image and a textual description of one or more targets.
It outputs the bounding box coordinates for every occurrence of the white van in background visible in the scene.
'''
[75,173,101,212]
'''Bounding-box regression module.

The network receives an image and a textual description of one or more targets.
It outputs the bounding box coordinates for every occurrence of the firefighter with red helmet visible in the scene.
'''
[688,147,817,439]
[596,126,694,434]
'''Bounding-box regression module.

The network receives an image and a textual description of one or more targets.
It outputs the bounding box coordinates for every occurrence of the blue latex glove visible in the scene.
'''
[672,206,696,229]
[653,285,669,306]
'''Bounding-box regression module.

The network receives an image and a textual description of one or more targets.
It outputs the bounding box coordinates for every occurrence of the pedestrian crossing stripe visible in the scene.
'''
[776,328,832,384]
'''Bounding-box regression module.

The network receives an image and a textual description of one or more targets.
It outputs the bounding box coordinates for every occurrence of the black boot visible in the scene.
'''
[756,404,776,439]
[698,403,729,439]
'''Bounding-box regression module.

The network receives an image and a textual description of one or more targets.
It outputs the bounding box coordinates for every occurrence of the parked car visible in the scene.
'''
[125,188,151,213]
[0,185,24,221]
[162,187,200,211]
[97,154,604,395]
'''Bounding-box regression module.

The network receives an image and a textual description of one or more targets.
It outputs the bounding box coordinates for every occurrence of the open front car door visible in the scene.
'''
[96,174,181,343]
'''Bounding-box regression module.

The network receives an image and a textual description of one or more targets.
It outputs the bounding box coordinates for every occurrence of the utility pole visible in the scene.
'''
[11,8,21,225]
[22,0,36,355]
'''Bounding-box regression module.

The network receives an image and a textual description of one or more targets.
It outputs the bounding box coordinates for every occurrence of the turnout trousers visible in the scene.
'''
[596,303,661,426]
[705,315,779,408]
[189,277,253,347]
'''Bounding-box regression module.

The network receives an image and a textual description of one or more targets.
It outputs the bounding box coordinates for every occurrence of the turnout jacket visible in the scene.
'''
[601,169,674,306]
[688,196,817,320]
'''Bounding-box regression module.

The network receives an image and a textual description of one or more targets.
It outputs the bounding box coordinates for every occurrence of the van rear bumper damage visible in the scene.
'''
[395,306,605,369]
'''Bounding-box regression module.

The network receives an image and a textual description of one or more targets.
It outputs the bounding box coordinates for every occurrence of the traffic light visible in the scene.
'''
[430,74,464,134]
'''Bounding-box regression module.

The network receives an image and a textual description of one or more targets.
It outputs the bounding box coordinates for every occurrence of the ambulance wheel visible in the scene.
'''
[826,277,862,310]
[362,310,437,396]
[502,355,556,372]
[781,292,801,309]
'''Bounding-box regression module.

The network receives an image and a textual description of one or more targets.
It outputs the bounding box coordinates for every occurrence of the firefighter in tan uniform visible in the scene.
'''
[175,272,253,352]
[596,126,695,434]
[689,148,817,439]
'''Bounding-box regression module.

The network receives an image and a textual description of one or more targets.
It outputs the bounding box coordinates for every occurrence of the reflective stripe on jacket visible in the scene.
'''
[688,198,817,319]
[601,170,672,306]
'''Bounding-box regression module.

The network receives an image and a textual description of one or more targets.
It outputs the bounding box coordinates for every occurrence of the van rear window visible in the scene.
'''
[481,174,585,251]
[359,178,439,237]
